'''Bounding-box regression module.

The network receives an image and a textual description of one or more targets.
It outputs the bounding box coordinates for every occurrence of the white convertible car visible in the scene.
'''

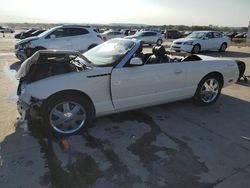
[16,38,241,136]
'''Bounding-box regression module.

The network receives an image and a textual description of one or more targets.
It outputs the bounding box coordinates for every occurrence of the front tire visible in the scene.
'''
[43,94,94,136]
[192,44,201,54]
[194,75,223,105]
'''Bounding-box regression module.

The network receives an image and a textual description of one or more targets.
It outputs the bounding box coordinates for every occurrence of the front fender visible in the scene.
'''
[21,67,114,115]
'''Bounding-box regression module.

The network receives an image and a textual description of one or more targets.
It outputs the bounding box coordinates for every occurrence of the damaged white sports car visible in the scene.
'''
[16,38,241,135]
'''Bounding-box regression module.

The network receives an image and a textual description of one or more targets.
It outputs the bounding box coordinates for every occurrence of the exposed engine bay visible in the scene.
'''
[23,54,84,83]
[16,50,89,84]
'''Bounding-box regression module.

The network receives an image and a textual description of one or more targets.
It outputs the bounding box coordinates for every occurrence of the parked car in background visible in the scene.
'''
[121,29,130,36]
[226,32,238,39]
[234,32,247,38]
[182,31,192,37]
[15,25,103,61]
[171,31,230,53]
[0,26,15,33]
[166,30,183,39]
[128,30,137,35]
[125,31,164,45]
[28,29,46,38]
[15,28,37,39]
[16,38,242,136]
[101,30,125,41]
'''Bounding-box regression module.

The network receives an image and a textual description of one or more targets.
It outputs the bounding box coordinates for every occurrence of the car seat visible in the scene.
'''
[133,41,146,62]
[146,45,169,64]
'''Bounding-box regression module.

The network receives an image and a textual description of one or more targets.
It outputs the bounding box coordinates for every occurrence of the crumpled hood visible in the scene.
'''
[16,50,91,79]
[16,36,39,46]
[16,53,40,79]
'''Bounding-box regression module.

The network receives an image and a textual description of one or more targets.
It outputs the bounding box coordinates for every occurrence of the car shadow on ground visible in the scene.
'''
[1,94,250,188]
[200,50,250,58]
[237,81,250,87]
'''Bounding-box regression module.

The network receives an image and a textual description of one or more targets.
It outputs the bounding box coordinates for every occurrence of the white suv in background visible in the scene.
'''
[170,31,230,53]
[125,31,164,45]
[15,25,103,61]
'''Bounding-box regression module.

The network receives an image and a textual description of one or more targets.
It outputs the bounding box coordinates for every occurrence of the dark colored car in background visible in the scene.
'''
[166,29,183,39]
[226,32,238,39]
[14,28,37,39]
[28,29,46,37]
[234,32,247,38]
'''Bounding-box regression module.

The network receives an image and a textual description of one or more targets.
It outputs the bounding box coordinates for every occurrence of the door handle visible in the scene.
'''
[174,70,182,74]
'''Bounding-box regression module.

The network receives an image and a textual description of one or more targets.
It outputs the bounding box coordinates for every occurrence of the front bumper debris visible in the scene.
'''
[17,100,29,121]
[17,98,43,120]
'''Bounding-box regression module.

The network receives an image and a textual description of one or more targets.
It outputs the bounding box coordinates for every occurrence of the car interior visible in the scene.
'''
[131,43,202,66]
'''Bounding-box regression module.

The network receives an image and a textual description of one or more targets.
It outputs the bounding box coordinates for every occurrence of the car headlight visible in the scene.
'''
[183,41,193,45]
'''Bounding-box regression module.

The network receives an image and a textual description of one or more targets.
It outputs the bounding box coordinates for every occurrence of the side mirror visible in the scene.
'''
[50,34,56,39]
[130,57,143,66]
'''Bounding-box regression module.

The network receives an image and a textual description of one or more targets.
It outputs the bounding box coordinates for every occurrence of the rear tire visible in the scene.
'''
[194,74,223,105]
[43,94,94,136]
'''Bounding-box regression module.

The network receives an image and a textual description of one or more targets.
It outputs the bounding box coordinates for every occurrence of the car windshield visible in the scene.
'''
[133,31,144,36]
[38,27,58,37]
[83,39,135,67]
[187,32,206,39]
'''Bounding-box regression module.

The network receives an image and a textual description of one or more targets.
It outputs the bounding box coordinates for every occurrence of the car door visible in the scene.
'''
[43,28,72,50]
[68,28,90,52]
[111,62,187,110]
[202,32,215,50]
[213,32,224,49]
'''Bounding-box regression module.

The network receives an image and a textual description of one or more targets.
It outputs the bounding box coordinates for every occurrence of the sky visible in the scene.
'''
[0,0,250,27]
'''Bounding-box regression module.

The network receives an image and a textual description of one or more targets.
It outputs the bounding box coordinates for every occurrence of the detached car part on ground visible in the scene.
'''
[16,38,244,136]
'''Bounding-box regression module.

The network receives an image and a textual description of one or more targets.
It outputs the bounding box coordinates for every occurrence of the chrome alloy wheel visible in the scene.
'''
[200,78,219,103]
[49,101,86,134]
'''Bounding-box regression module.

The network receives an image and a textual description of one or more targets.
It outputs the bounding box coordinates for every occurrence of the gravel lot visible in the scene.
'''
[0,33,250,188]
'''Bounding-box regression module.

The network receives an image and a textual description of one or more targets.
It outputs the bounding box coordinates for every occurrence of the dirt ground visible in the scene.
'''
[0,33,250,188]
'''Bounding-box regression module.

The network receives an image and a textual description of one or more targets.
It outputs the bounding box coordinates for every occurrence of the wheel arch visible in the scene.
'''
[44,89,96,116]
[201,71,224,86]
[194,43,201,48]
